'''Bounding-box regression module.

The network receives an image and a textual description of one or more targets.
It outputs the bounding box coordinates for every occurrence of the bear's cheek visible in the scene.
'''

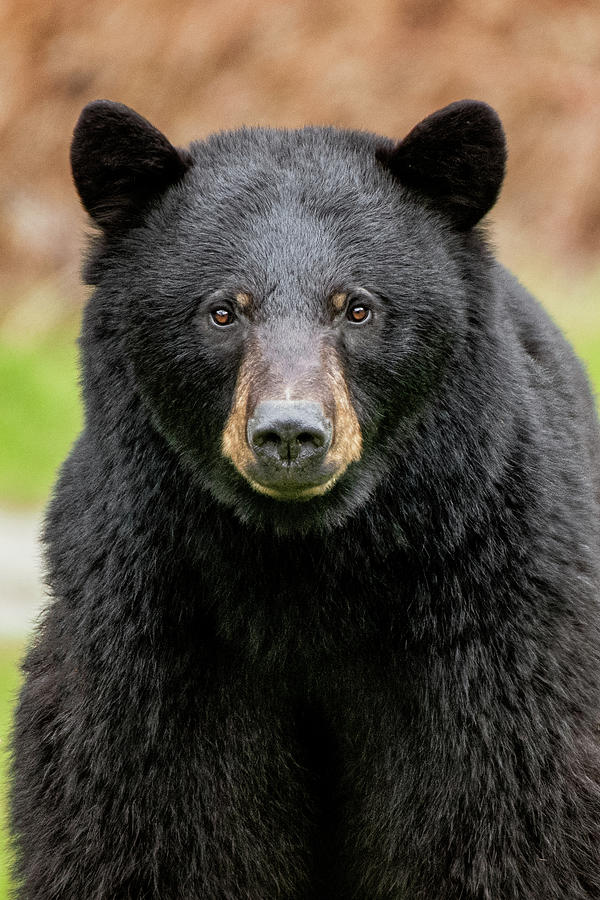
[128,331,239,458]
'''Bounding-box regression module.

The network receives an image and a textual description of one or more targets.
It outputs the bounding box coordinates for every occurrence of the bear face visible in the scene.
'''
[72,100,505,533]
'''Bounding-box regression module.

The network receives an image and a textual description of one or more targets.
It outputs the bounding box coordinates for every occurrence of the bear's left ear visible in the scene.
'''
[70,100,193,232]
[376,100,506,230]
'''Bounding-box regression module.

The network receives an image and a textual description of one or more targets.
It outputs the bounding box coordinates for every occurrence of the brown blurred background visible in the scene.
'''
[3,0,600,317]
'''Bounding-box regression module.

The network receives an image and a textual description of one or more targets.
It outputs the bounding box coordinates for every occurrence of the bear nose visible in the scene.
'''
[247,401,332,465]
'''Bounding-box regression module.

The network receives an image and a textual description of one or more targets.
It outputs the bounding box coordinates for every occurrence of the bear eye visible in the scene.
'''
[211,308,235,327]
[347,303,371,324]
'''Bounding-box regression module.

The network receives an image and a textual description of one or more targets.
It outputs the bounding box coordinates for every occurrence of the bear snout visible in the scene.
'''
[246,400,334,497]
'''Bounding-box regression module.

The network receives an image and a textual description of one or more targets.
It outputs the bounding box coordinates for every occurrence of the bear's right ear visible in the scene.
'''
[70,100,193,232]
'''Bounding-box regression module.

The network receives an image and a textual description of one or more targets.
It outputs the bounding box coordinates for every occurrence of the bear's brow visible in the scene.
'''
[331,291,347,311]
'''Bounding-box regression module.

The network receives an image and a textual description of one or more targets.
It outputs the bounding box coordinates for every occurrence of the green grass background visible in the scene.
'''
[0,272,599,895]
[0,328,82,507]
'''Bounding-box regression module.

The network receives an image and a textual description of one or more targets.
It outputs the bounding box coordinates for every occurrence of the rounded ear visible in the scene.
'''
[70,100,193,232]
[376,100,507,230]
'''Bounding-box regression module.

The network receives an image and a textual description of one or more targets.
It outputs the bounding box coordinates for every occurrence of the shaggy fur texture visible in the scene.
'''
[10,99,600,898]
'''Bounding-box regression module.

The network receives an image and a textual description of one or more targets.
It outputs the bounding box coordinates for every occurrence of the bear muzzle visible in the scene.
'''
[221,342,363,501]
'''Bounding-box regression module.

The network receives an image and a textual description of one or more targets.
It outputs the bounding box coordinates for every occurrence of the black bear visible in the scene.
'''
[10,98,600,899]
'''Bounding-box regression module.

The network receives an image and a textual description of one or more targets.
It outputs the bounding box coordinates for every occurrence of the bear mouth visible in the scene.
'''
[244,469,341,502]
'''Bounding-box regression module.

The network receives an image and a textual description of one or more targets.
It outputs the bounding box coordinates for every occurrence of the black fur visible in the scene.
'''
[10,100,600,899]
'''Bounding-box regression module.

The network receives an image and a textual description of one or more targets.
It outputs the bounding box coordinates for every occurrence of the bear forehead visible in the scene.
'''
[160,186,413,304]
[184,125,394,205]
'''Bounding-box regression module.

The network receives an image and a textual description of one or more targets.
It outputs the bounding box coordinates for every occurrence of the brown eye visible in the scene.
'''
[211,308,234,326]
[347,304,370,324]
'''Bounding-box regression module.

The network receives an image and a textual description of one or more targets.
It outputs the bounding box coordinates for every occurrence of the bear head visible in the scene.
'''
[71,99,506,532]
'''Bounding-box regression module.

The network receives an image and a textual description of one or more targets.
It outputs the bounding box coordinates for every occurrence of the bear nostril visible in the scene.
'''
[252,430,281,449]
[297,431,324,447]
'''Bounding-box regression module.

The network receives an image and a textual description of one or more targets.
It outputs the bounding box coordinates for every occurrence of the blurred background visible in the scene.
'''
[2,0,600,891]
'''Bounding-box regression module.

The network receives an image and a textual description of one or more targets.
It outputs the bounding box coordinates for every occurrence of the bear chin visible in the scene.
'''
[208,463,386,536]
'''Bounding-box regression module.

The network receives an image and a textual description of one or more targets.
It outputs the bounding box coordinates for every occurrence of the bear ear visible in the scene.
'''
[376,100,507,230]
[70,100,193,232]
